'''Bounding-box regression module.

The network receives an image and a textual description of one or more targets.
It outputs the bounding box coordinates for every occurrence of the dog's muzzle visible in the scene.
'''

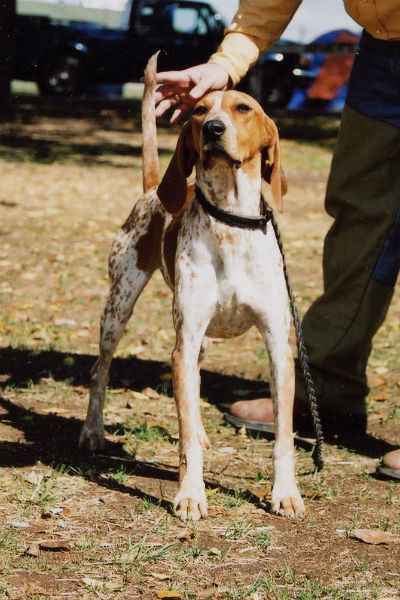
[202,119,226,142]
[202,119,242,169]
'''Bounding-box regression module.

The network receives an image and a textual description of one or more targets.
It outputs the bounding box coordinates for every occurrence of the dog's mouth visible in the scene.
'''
[202,143,241,169]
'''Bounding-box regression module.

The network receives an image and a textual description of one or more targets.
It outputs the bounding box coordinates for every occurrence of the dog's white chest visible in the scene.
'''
[178,220,286,339]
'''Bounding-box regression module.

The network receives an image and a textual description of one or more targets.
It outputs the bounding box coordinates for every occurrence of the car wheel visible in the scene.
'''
[38,54,82,96]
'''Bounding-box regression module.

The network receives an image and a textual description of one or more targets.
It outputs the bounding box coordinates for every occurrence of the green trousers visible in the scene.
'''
[295,106,400,416]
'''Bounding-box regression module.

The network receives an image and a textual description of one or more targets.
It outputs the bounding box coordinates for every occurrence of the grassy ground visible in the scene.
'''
[0,101,399,600]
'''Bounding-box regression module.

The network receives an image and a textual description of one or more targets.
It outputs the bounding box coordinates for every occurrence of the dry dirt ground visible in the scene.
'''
[0,101,399,600]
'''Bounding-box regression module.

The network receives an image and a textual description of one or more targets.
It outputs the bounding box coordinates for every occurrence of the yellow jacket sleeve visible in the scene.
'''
[209,0,303,86]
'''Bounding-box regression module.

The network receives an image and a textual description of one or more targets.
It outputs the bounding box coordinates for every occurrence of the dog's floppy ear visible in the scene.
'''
[262,117,287,212]
[157,121,196,214]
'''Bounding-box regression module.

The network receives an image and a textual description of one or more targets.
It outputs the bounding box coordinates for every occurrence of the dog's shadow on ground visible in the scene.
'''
[0,345,397,511]
[0,345,270,513]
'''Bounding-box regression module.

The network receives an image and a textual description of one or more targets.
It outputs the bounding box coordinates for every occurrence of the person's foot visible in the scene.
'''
[378,449,400,481]
[226,395,367,435]
[227,397,398,481]
[228,396,311,432]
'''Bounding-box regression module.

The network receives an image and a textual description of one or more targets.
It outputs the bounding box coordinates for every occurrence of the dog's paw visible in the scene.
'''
[79,424,105,452]
[271,488,305,519]
[174,484,208,521]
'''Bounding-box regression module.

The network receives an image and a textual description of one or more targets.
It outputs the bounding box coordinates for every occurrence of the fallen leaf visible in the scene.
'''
[143,387,160,398]
[208,547,221,557]
[302,490,325,500]
[31,329,49,342]
[10,521,29,528]
[81,577,123,591]
[104,580,124,591]
[219,446,236,455]
[54,318,76,327]
[367,374,387,388]
[25,542,40,557]
[253,486,270,500]
[82,578,101,589]
[131,390,150,401]
[372,391,390,402]
[349,529,396,545]
[375,366,389,375]
[177,528,194,542]
[41,507,64,519]
[39,540,71,552]
[24,458,47,477]
[199,586,219,599]
[207,507,226,517]
[156,591,183,599]
[151,573,170,581]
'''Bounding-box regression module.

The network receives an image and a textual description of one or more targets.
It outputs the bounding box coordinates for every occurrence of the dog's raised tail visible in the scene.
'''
[142,51,161,193]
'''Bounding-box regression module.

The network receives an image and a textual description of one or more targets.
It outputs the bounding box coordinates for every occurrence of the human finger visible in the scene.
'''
[155,97,177,117]
[189,76,214,100]
[155,71,191,86]
[155,84,184,105]
[189,66,229,99]
[169,99,196,123]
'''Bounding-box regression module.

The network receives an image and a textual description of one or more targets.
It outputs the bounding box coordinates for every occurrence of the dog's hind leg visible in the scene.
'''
[80,269,151,451]
[80,198,164,451]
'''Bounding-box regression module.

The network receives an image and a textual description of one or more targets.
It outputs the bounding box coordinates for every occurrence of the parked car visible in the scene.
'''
[12,0,314,104]
[12,0,226,96]
[238,39,312,110]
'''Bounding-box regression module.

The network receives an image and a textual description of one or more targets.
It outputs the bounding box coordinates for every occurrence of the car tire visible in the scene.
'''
[38,54,83,96]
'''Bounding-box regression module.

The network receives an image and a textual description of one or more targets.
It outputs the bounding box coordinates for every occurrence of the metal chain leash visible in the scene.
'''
[270,213,325,470]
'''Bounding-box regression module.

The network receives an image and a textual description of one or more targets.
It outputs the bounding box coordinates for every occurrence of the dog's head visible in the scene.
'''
[157,90,287,214]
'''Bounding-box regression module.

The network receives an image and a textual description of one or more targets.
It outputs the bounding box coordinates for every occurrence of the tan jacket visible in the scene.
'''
[210,0,400,86]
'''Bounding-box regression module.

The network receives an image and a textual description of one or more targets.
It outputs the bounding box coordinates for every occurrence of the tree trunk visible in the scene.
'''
[0,0,16,110]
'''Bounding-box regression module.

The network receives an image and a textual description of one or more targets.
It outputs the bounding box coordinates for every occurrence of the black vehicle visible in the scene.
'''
[12,1,312,107]
[238,40,313,110]
[12,0,225,96]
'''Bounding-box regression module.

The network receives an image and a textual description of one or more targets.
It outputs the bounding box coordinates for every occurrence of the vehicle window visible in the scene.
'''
[172,6,208,35]
[137,3,166,34]
[199,6,224,35]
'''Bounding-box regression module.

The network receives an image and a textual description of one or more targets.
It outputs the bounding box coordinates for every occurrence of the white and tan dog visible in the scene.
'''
[80,55,305,520]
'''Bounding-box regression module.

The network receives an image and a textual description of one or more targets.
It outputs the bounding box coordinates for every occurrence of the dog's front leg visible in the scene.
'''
[171,298,211,521]
[267,336,305,518]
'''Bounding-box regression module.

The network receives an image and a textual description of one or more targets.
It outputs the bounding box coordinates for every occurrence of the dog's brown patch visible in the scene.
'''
[163,214,182,286]
[135,211,164,273]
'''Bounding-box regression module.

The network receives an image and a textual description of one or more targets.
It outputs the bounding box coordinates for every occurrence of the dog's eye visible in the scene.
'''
[235,103,251,113]
[193,106,208,116]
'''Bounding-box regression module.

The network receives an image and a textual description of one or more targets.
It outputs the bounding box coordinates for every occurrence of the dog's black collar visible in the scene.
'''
[195,186,272,234]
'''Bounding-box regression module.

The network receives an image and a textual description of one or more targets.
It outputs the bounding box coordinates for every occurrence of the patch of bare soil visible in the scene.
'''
[0,104,398,600]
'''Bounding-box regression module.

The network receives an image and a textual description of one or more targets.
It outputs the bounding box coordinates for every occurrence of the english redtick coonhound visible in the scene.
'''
[80,54,305,520]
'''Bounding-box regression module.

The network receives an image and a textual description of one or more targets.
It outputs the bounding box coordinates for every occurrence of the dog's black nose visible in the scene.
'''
[202,119,226,141]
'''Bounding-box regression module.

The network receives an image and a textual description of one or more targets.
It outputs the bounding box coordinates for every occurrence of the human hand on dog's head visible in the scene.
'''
[154,63,229,123]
